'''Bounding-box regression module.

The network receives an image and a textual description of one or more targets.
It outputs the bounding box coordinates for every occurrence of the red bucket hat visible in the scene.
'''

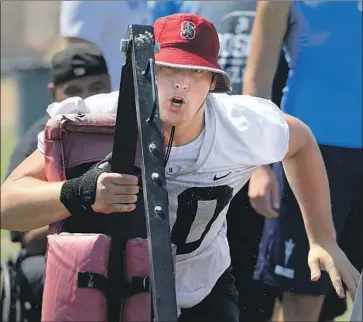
[154,13,232,94]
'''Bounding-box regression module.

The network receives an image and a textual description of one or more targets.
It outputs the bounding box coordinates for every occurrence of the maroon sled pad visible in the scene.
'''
[44,113,116,234]
[121,238,151,322]
[44,113,116,183]
[41,233,111,321]
[121,239,177,322]
[42,113,158,322]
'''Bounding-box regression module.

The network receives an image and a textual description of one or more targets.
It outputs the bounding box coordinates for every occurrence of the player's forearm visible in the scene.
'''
[283,134,337,245]
[1,178,71,231]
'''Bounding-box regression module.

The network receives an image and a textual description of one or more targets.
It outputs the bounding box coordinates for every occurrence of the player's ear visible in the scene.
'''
[210,73,217,91]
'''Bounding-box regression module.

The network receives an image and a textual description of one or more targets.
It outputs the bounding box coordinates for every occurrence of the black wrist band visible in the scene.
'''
[60,165,109,216]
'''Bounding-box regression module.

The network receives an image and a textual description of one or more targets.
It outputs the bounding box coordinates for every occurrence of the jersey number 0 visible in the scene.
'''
[171,185,233,255]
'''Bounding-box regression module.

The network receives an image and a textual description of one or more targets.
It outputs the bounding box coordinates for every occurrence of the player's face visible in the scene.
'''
[156,66,216,127]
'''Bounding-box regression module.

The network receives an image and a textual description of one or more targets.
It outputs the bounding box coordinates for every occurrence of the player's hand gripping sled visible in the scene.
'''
[41,25,178,322]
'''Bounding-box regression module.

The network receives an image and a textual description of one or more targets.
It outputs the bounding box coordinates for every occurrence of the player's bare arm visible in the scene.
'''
[1,150,69,230]
[283,115,336,241]
[283,114,360,297]
[1,149,138,231]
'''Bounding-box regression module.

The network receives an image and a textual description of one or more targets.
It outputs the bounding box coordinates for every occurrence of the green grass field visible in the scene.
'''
[0,79,353,320]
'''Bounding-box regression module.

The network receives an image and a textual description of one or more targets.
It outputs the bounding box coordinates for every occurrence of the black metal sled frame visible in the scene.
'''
[111,24,178,322]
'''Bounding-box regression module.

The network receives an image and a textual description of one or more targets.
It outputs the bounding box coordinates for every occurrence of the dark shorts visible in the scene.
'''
[227,183,278,322]
[179,267,239,322]
[254,145,363,296]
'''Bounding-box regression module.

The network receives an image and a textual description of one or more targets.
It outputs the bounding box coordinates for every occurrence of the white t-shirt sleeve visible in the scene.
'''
[37,92,119,154]
[60,1,106,45]
[214,94,290,166]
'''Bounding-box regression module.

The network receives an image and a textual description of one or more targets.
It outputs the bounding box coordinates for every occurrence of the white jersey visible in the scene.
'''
[38,92,289,308]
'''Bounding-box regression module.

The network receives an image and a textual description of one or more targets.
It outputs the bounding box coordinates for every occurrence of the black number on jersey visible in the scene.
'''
[171,185,233,255]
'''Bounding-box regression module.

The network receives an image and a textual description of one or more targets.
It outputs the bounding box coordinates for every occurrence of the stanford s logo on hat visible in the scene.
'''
[180,21,196,40]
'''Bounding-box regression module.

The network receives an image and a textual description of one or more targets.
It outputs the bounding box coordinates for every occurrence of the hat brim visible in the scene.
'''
[155,47,232,94]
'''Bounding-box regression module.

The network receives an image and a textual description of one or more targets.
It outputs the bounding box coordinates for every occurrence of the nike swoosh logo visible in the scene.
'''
[213,172,232,181]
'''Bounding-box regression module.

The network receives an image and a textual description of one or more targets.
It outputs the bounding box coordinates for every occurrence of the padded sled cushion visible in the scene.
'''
[41,233,111,322]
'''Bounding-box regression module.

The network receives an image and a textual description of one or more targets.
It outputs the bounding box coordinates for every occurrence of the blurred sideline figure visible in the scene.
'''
[243,2,363,321]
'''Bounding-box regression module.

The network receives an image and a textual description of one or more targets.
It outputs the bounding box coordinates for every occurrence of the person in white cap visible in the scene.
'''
[1,13,360,322]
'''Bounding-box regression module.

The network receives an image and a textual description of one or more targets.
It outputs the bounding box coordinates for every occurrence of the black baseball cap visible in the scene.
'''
[51,43,109,86]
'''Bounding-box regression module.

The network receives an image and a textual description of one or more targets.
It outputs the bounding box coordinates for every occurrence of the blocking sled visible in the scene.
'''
[42,113,152,322]
[41,23,178,322]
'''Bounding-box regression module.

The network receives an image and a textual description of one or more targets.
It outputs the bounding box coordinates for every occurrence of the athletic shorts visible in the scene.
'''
[179,267,239,322]
[253,145,363,296]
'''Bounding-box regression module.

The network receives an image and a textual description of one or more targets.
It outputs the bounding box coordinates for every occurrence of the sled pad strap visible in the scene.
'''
[130,276,150,295]
[77,272,150,298]
[78,271,110,296]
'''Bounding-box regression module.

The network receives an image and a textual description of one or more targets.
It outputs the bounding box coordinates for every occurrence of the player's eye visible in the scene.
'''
[192,69,203,74]
[162,66,178,74]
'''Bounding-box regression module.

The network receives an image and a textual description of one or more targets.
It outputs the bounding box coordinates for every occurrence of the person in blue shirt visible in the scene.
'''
[243,2,362,321]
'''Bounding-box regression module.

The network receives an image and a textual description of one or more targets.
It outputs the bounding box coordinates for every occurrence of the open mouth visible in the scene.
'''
[171,96,184,107]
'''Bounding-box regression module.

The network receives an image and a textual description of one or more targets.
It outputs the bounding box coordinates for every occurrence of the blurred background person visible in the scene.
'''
[243,2,362,321]
[60,1,152,91]
[5,43,111,321]
[7,43,111,178]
